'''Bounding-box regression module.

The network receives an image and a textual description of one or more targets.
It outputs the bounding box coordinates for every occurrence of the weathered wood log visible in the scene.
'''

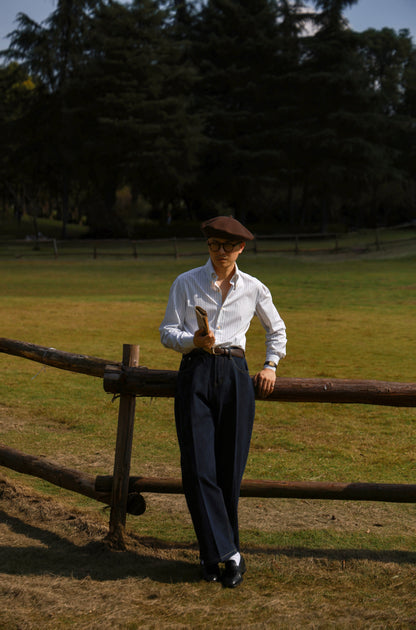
[0,443,146,515]
[0,444,110,504]
[103,365,416,407]
[2,337,414,406]
[95,474,416,503]
[0,337,116,378]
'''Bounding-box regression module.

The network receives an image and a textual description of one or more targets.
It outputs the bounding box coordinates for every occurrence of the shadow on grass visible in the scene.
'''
[248,544,416,565]
[2,508,416,586]
[0,510,199,584]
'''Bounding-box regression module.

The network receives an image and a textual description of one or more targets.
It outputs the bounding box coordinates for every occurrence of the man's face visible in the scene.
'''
[207,238,246,271]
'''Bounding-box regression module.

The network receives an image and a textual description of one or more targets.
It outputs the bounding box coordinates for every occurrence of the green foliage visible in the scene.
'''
[190,0,285,220]
[1,1,101,238]
[0,207,89,239]
[0,0,415,234]
[74,0,202,233]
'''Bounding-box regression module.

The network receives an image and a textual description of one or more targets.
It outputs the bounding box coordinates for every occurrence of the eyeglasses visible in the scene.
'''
[208,240,242,252]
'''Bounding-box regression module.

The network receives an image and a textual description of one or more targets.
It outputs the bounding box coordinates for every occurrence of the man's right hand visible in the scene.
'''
[193,329,216,352]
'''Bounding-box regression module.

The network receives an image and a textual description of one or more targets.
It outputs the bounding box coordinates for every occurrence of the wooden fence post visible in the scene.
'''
[106,344,140,549]
[295,235,299,254]
[173,237,179,259]
[375,228,381,250]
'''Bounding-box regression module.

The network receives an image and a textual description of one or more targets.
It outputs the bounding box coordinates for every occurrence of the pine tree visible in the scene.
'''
[355,27,416,224]
[290,0,389,229]
[76,0,202,232]
[3,0,100,237]
[191,0,284,222]
[0,63,36,219]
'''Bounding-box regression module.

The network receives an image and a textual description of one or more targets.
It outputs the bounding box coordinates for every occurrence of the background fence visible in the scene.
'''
[1,225,415,259]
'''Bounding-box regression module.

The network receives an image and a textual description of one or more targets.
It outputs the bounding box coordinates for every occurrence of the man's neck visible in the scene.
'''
[212,263,236,281]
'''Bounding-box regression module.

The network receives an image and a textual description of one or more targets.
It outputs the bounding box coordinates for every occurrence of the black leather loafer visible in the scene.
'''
[201,562,221,583]
[221,556,247,588]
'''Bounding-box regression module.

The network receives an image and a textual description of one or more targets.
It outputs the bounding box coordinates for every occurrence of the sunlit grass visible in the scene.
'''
[0,253,415,551]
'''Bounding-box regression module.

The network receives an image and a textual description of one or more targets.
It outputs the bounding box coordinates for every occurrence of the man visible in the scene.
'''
[160,216,286,588]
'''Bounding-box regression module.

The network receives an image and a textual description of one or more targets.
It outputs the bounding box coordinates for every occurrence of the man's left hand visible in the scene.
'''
[253,368,276,399]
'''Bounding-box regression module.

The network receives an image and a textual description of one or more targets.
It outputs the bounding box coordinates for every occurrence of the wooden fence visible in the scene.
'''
[0,337,415,550]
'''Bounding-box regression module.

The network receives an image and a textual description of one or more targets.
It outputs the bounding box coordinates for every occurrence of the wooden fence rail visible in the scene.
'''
[103,364,416,407]
[2,442,416,505]
[0,336,415,549]
[0,337,111,377]
[95,475,416,503]
[1,337,416,406]
[0,444,145,515]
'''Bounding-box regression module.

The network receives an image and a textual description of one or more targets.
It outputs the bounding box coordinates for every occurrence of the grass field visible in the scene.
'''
[1,248,416,628]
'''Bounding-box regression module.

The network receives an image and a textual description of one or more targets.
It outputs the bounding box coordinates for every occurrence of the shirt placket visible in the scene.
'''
[210,282,223,337]
[211,277,237,342]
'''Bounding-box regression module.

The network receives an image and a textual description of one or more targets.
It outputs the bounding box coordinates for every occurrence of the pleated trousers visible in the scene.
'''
[174,349,255,565]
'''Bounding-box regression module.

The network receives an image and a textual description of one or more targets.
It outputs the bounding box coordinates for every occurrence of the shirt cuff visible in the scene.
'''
[180,334,196,353]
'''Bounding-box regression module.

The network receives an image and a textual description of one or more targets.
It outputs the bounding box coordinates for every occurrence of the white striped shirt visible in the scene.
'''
[160,259,287,365]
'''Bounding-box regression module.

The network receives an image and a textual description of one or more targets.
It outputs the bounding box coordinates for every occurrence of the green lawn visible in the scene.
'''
[1,252,416,628]
[1,253,415,499]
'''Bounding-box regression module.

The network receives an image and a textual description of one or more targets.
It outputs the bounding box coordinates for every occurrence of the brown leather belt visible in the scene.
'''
[212,346,245,358]
[186,347,245,359]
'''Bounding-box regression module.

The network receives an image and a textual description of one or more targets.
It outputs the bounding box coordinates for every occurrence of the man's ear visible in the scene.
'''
[238,242,246,253]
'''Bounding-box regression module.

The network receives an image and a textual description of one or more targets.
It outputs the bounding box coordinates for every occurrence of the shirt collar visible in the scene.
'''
[205,258,240,288]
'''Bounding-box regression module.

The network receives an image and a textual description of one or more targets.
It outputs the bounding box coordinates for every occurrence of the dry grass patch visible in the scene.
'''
[1,478,416,629]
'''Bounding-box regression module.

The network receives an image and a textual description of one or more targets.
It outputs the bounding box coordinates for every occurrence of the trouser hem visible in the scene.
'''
[202,548,238,565]
[220,549,239,563]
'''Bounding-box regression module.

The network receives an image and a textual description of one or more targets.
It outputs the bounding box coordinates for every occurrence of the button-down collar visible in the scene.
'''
[205,259,240,291]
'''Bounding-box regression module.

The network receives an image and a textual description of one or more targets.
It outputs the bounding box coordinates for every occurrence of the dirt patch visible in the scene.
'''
[0,404,30,432]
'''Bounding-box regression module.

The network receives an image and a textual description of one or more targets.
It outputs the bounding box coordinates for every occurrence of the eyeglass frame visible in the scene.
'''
[207,239,243,253]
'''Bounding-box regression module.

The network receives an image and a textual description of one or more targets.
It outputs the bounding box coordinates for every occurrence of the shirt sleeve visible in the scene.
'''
[159,277,196,354]
[255,283,287,365]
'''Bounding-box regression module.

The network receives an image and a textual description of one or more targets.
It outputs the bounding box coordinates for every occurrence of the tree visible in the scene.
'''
[287,0,397,229]
[0,63,36,221]
[355,27,416,223]
[1,0,414,234]
[358,27,414,116]
[190,0,285,222]
[73,0,203,233]
[312,0,358,30]
[3,1,100,237]
[269,0,315,227]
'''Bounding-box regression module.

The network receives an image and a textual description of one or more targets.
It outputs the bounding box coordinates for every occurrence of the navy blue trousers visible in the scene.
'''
[174,350,255,565]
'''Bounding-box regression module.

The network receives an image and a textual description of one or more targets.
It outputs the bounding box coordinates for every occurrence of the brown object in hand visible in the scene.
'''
[195,306,210,334]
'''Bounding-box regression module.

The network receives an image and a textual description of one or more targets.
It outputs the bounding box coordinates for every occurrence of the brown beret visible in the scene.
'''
[201,216,254,241]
